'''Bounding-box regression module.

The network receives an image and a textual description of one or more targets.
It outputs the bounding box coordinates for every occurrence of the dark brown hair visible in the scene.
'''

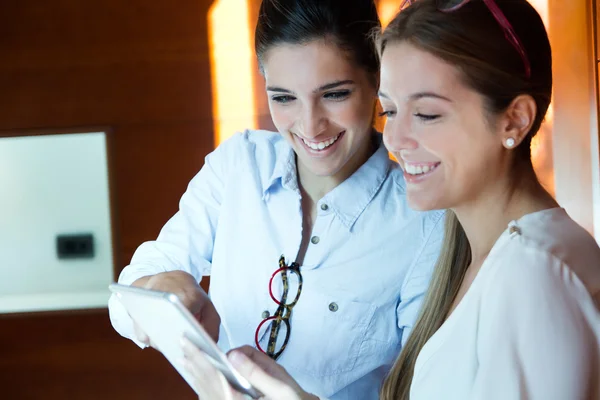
[378,1,552,398]
[255,0,381,77]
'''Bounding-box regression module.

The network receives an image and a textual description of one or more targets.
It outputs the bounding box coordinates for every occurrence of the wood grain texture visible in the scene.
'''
[0,0,216,398]
[0,311,197,400]
[549,0,599,237]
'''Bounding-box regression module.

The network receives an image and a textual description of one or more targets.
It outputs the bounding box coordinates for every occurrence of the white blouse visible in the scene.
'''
[410,208,600,400]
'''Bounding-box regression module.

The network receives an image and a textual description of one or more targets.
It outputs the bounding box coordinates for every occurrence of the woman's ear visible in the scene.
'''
[498,94,537,149]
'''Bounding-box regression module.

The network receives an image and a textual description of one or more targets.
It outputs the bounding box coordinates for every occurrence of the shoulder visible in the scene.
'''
[486,209,600,305]
[211,129,286,160]
[205,129,290,181]
[477,212,600,356]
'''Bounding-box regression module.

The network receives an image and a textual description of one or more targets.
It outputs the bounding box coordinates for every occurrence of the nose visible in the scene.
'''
[383,118,418,153]
[299,103,328,139]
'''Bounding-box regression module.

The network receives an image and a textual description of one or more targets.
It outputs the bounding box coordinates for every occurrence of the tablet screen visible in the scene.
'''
[109,283,260,398]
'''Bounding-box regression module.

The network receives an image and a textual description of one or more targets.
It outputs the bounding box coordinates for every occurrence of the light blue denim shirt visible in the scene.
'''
[109,130,444,400]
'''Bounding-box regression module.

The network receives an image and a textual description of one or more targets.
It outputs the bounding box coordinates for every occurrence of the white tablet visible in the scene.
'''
[109,283,261,399]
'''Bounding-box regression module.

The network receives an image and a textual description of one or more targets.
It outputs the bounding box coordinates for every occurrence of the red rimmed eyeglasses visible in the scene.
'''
[254,255,303,360]
[399,0,531,79]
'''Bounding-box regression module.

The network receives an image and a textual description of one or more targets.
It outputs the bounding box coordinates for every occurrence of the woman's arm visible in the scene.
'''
[108,133,244,346]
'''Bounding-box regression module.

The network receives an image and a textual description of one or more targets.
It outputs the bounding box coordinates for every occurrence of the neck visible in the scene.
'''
[297,133,375,203]
[453,164,558,264]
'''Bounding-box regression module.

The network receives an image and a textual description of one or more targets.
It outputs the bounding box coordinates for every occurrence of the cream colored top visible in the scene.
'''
[410,208,600,400]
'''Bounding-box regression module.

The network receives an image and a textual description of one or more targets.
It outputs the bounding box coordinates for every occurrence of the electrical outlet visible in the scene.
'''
[56,233,95,259]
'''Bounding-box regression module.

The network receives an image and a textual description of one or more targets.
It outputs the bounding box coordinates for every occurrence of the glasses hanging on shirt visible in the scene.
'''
[254,255,303,360]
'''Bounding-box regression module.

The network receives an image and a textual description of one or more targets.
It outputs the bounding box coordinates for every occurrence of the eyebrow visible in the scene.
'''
[266,79,355,94]
[378,91,390,99]
[378,91,453,103]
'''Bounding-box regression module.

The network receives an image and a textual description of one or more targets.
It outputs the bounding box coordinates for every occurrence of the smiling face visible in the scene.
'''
[379,41,508,211]
[262,39,377,181]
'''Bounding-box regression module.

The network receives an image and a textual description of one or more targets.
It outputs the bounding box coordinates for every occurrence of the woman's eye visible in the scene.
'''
[271,95,296,104]
[379,110,396,118]
[324,90,351,101]
[414,113,440,122]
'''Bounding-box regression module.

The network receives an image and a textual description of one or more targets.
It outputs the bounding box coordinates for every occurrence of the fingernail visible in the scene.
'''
[228,351,248,367]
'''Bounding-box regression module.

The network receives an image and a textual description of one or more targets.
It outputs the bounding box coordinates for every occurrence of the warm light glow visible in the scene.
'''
[209,0,257,146]
[377,0,403,27]
[528,0,549,26]
[375,1,403,145]
[527,0,554,196]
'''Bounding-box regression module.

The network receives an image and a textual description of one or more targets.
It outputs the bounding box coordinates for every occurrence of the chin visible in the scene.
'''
[297,154,346,178]
[407,193,444,212]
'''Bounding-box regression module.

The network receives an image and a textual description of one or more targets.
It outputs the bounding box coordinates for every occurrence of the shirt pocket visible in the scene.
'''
[277,289,377,377]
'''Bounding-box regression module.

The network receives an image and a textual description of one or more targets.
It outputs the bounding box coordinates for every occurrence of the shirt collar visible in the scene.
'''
[324,134,391,231]
[263,134,392,230]
[263,143,298,196]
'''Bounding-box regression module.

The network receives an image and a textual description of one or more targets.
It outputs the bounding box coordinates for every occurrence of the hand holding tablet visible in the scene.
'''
[109,283,261,398]
[128,270,221,344]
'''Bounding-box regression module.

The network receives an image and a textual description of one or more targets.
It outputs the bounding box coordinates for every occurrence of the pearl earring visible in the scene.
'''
[505,138,516,148]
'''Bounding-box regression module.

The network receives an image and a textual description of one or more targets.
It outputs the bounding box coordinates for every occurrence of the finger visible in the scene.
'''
[185,357,247,400]
[182,338,232,399]
[231,346,291,381]
[228,350,297,399]
[183,357,214,400]
[133,322,150,346]
[184,356,239,400]
[182,336,213,367]
[231,346,275,367]
[183,356,215,394]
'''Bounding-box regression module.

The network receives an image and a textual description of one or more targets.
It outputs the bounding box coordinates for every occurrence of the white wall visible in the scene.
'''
[0,132,114,313]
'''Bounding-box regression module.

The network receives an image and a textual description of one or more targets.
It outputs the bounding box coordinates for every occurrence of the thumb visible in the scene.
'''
[228,351,297,399]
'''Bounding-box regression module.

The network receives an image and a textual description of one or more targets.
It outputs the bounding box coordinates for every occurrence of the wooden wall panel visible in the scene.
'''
[247,0,276,132]
[0,312,196,400]
[0,0,215,398]
[549,0,599,239]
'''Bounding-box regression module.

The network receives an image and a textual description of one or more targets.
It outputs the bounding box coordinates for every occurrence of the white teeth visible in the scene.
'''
[302,133,341,151]
[405,163,438,176]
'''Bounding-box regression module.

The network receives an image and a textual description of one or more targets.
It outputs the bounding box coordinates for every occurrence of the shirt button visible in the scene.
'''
[328,302,339,312]
[509,225,521,236]
[261,310,270,319]
[311,236,320,245]
[321,204,329,211]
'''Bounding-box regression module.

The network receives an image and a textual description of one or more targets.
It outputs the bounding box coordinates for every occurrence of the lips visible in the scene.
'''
[404,162,441,176]
[401,161,441,184]
[300,132,343,151]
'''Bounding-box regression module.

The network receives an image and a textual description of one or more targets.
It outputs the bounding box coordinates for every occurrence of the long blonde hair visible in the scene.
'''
[381,211,470,399]
[378,1,552,398]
